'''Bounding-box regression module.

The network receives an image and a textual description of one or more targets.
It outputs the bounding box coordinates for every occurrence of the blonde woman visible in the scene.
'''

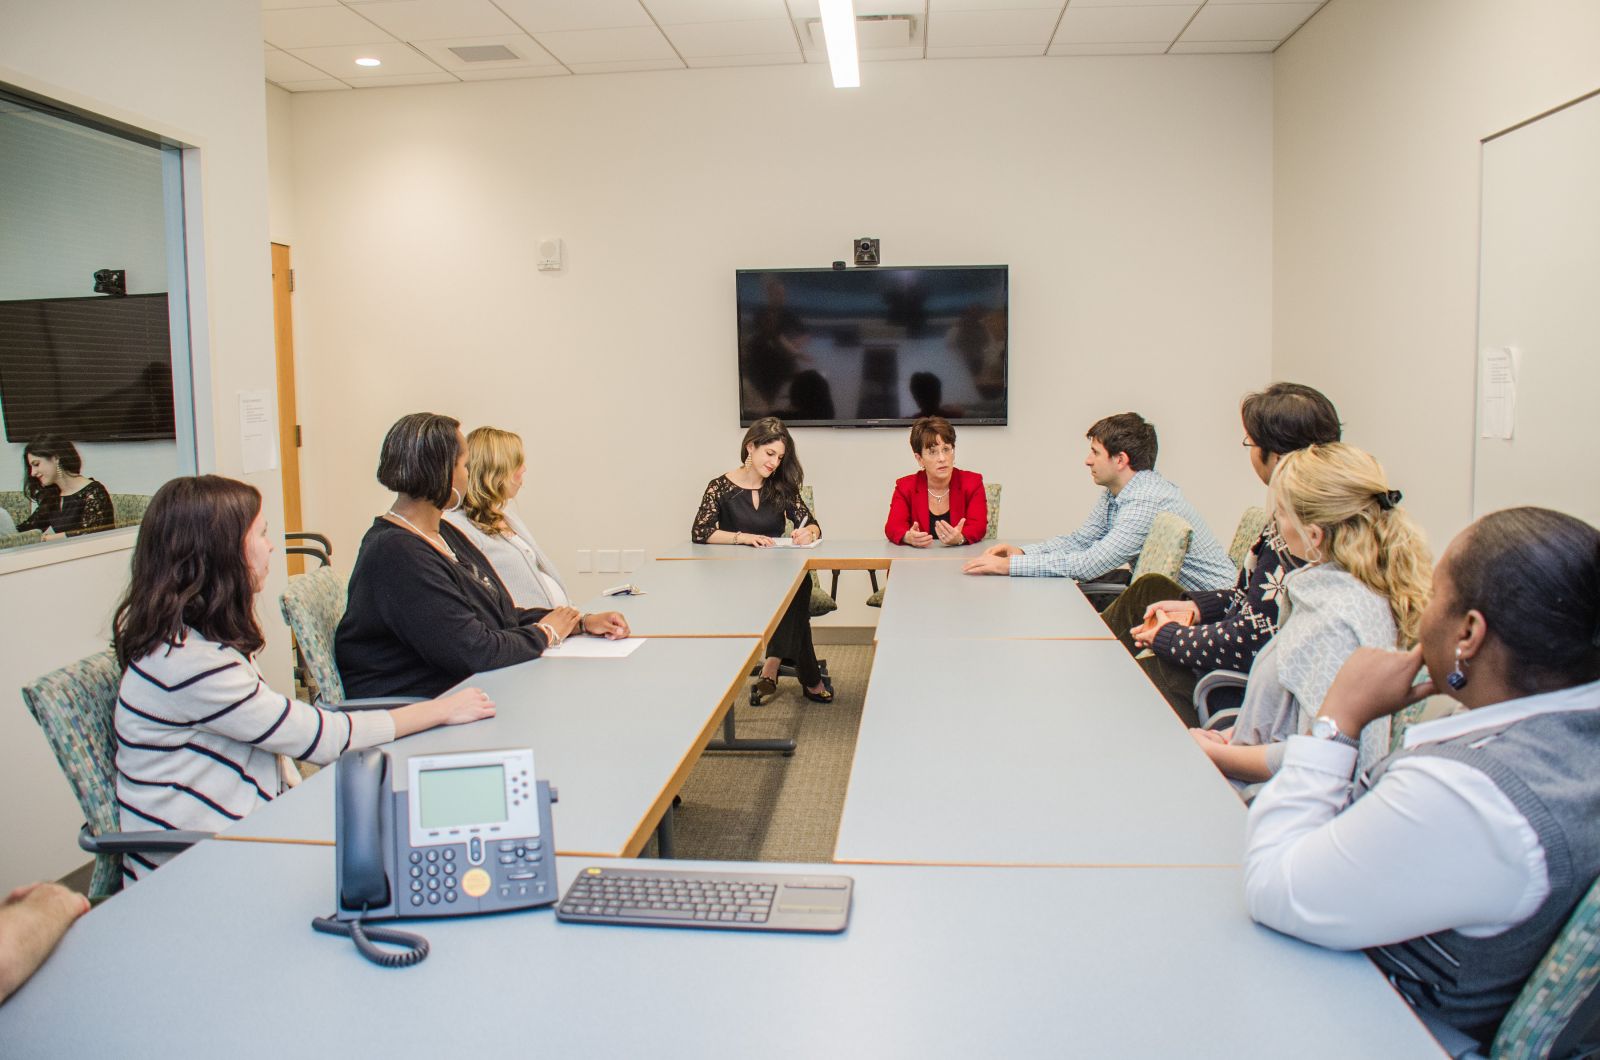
[1191,443,1431,788]
[447,427,588,618]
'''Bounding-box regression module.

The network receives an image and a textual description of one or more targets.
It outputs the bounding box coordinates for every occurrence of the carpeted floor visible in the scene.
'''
[641,643,872,865]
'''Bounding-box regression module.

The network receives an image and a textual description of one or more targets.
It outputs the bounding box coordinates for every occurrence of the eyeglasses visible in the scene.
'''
[1242,437,1258,448]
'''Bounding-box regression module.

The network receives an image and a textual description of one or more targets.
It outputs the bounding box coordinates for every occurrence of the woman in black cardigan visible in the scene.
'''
[336,413,628,699]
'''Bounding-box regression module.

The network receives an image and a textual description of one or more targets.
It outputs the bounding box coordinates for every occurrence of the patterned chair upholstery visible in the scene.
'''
[867,481,1003,608]
[0,489,29,527]
[790,485,838,618]
[20,650,128,898]
[279,565,351,706]
[1490,874,1600,1060]
[1130,511,1194,582]
[111,492,152,529]
[1229,505,1270,570]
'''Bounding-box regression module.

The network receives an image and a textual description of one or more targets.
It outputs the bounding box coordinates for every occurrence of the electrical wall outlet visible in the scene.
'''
[621,549,644,572]
[575,549,593,573]
[596,549,620,573]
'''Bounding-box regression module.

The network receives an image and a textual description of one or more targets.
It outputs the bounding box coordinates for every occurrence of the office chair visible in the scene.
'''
[285,530,332,568]
[22,651,210,898]
[1485,873,1600,1059]
[866,481,1002,608]
[792,485,838,618]
[1228,505,1270,570]
[1079,511,1193,612]
[279,565,420,709]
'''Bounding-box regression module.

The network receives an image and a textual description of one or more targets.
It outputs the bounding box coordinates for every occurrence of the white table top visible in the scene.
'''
[0,841,1444,1059]
[224,637,760,856]
[579,557,809,638]
[872,557,1114,641]
[656,536,1001,564]
[834,639,1247,866]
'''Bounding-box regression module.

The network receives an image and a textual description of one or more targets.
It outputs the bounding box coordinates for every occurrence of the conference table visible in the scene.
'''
[0,537,1447,1058]
[0,840,1445,1059]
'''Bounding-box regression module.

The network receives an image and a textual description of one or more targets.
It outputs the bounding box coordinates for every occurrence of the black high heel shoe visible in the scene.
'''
[802,675,834,704]
[750,676,778,706]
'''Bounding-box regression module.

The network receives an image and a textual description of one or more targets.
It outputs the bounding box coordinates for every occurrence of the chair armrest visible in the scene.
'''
[1078,581,1125,596]
[80,824,212,855]
[334,696,426,711]
[1194,669,1249,727]
[285,531,332,553]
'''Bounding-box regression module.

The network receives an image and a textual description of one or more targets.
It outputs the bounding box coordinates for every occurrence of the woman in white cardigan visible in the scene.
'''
[446,428,624,635]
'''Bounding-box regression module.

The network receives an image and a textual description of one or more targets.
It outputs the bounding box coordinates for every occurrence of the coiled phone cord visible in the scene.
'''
[312,910,430,968]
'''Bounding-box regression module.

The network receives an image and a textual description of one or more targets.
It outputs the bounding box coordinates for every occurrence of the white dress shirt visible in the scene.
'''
[444,508,570,610]
[1242,677,1600,950]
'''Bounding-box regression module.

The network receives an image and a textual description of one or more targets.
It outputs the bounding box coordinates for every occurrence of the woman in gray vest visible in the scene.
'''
[1242,506,1600,1049]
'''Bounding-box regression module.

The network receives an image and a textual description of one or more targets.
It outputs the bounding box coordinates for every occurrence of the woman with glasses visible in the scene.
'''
[884,416,988,547]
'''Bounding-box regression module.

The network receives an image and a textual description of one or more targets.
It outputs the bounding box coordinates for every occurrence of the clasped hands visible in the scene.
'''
[903,518,967,548]
[1130,599,1200,647]
[543,606,631,640]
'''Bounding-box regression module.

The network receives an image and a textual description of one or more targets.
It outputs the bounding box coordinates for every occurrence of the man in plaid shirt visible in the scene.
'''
[963,412,1235,592]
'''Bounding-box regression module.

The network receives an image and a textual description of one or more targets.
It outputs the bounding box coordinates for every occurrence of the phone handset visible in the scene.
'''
[312,748,429,967]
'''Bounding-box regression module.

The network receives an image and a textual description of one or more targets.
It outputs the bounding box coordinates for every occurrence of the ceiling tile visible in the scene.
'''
[411,33,561,70]
[278,79,353,91]
[1070,0,1196,6]
[287,40,447,79]
[534,24,678,63]
[1046,40,1167,53]
[262,6,395,48]
[261,0,333,9]
[1052,4,1196,44]
[1168,38,1277,52]
[344,0,521,40]
[342,72,460,86]
[265,47,334,83]
[454,65,572,79]
[493,0,653,33]
[644,0,791,24]
[1208,0,1325,5]
[565,58,686,74]
[929,9,1059,47]
[787,1,925,17]
[928,0,1062,9]
[927,43,1049,57]
[684,52,805,67]
[662,19,799,58]
[1180,2,1318,41]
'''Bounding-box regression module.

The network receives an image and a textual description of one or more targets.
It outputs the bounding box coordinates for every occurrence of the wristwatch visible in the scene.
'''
[1311,714,1359,749]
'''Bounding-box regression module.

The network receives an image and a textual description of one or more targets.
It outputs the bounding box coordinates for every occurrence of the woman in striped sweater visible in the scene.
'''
[112,476,495,883]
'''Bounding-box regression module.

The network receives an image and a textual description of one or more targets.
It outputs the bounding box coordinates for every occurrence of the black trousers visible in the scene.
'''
[766,582,822,687]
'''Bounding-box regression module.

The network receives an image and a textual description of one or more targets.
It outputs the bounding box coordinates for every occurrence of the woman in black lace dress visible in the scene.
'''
[19,436,114,539]
[692,417,832,705]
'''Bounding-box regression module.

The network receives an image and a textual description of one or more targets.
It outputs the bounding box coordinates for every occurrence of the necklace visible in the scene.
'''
[928,488,950,499]
[387,509,458,562]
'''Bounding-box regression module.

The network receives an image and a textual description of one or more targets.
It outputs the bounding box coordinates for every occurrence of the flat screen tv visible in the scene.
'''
[0,293,177,442]
[737,266,1008,427]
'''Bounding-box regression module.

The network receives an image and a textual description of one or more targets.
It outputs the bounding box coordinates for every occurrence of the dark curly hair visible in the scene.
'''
[740,416,803,513]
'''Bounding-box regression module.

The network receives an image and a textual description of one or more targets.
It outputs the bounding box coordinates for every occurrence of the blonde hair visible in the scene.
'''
[1270,443,1432,647]
[461,426,524,535]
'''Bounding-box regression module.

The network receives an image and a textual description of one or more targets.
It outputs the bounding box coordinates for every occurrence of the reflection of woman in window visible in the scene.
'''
[18,436,113,538]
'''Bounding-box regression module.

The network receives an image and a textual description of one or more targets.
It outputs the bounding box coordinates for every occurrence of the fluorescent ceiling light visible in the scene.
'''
[355,57,382,67]
[818,0,859,89]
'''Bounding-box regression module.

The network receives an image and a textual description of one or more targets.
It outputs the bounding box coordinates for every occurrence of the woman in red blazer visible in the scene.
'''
[885,417,988,546]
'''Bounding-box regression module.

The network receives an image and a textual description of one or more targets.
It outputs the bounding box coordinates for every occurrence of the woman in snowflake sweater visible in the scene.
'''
[1102,383,1342,724]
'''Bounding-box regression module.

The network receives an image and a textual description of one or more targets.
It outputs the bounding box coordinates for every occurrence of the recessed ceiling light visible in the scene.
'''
[818,0,859,89]
[355,57,382,67]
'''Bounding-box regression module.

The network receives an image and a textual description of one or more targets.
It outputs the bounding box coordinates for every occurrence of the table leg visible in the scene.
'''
[705,709,796,756]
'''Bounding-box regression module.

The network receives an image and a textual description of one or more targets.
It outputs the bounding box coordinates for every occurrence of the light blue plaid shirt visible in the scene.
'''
[1010,470,1236,591]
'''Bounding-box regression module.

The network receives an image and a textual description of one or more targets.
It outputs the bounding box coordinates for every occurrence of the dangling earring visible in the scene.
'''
[1446,646,1469,691]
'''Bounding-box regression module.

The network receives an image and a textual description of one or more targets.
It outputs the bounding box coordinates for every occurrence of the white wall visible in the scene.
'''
[0,110,180,495]
[284,57,1274,622]
[1272,0,1600,551]
[0,0,286,891]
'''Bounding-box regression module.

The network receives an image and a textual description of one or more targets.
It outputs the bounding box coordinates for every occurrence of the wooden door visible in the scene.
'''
[270,243,305,575]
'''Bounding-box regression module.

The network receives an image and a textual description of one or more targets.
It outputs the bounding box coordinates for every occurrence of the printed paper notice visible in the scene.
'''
[541,637,646,659]
[239,391,279,473]
[766,538,820,549]
[1480,347,1519,440]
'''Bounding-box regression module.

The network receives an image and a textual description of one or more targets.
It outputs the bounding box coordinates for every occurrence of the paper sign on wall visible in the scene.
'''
[1479,346,1519,440]
[239,390,279,473]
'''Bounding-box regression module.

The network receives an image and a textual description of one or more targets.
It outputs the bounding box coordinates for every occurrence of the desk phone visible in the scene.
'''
[313,747,557,966]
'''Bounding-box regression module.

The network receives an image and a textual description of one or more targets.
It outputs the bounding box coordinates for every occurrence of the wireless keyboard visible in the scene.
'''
[556,866,852,933]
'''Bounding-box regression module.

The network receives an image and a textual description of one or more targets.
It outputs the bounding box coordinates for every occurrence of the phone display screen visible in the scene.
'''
[417,764,507,829]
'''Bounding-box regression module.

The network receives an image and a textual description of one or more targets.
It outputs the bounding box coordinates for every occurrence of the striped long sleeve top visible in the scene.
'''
[115,630,395,882]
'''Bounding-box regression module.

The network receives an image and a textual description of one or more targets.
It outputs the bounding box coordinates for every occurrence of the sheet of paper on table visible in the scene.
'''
[541,637,646,659]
